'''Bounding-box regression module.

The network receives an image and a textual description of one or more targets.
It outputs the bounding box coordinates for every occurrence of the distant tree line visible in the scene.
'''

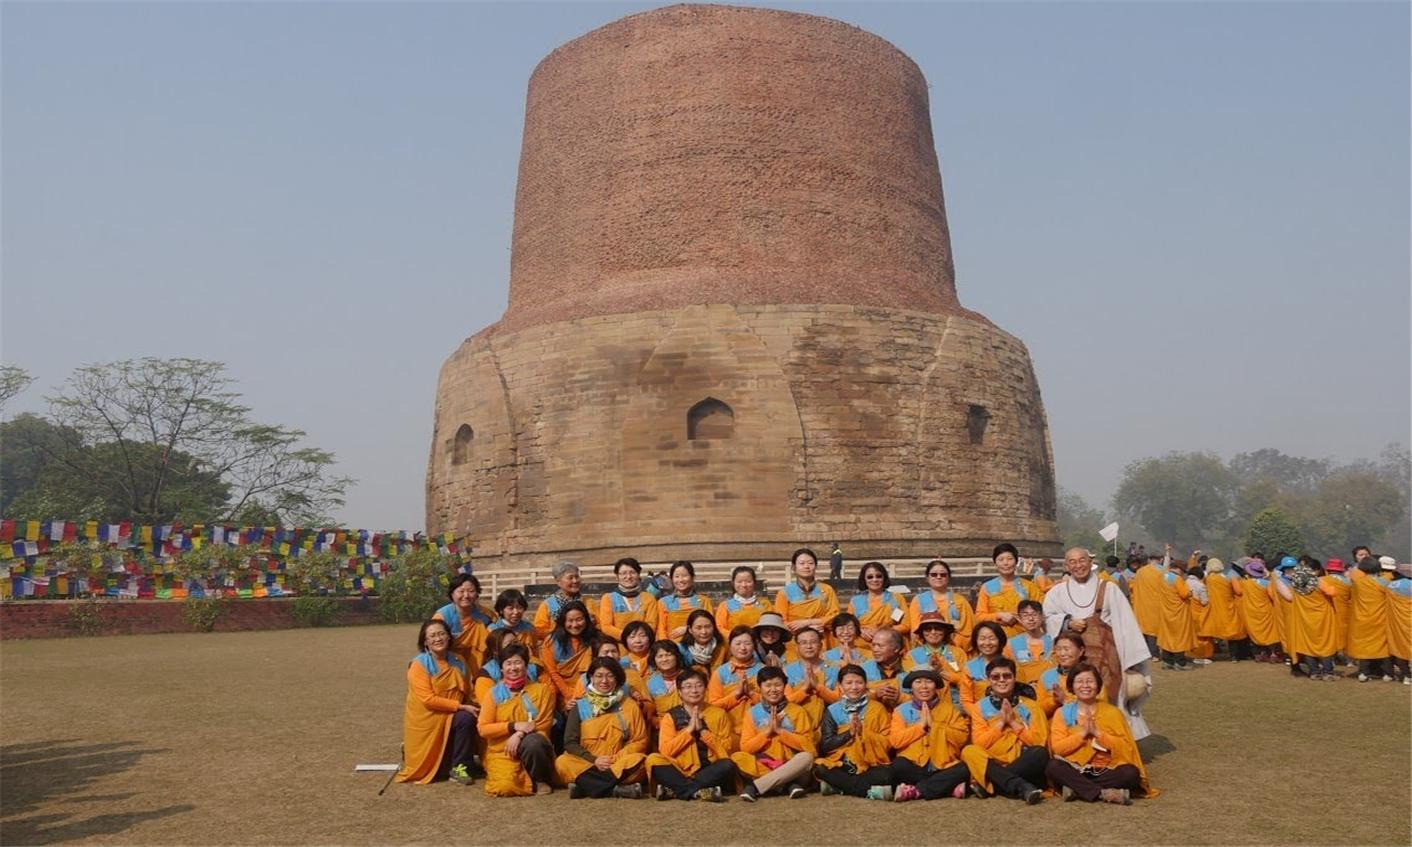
[0,359,351,526]
[1059,445,1410,560]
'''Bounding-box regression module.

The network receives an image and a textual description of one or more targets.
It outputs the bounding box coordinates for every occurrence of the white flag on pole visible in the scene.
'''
[1098,522,1120,543]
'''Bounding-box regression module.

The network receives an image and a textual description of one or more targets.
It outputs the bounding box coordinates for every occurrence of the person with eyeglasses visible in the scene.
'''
[1045,663,1156,804]
[959,657,1049,804]
[907,559,976,652]
[850,561,909,644]
[395,619,480,787]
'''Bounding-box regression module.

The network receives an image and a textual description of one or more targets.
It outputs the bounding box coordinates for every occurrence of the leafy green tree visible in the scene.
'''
[1244,507,1305,558]
[1112,452,1238,550]
[0,365,34,413]
[4,358,351,524]
[1056,488,1109,554]
[1297,470,1405,558]
[1229,448,1330,493]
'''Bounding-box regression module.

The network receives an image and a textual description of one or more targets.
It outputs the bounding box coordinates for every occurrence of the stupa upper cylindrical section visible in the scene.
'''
[502,4,962,331]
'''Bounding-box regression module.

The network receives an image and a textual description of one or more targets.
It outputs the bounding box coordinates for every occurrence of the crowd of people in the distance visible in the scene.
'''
[1098,544,1412,683]
[393,541,1408,802]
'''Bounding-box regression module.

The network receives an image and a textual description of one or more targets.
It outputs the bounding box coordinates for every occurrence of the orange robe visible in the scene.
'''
[658,594,713,639]
[1049,701,1157,797]
[646,704,736,778]
[1203,572,1246,640]
[477,679,556,796]
[975,576,1044,638]
[1235,574,1280,647]
[774,582,840,633]
[598,591,660,641]
[540,635,592,705]
[961,695,1048,792]
[729,702,816,780]
[1292,580,1339,658]
[1156,570,1196,654]
[532,594,595,640]
[848,591,910,638]
[1129,564,1166,638]
[889,695,969,771]
[1346,569,1390,660]
[907,590,976,652]
[554,698,649,785]
[433,603,489,674]
[396,653,471,784]
[715,595,767,634]
[707,659,766,734]
[1323,574,1352,652]
[1387,578,1411,661]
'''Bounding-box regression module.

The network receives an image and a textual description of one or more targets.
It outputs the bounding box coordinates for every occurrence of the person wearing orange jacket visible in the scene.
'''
[647,667,738,801]
[395,619,479,786]
[1045,663,1156,805]
[976,543,1045,638]
[731,666,817,802]
[815,663,896,800]
[556,658,650,799]
[960,657,1049,803]
[477,643,557,797]
[599,557,660,642]
[887,668,971,802]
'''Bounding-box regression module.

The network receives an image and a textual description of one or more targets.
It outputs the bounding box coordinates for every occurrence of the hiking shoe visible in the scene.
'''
[612,783,643,799]
[1100,788,1132,805]
[449,764,474,786]
[739,785,759,803]
[788,782,808,799]
[655,783,674,801]
[1061,785,1075,802]
[568,782,586,799]
[696,786,725,802]
[818,780,839,796]
[866,785,894,801]
[1023,786,1044,805]
[893,783,921,803]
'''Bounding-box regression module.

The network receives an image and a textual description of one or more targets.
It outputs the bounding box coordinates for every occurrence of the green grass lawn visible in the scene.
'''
[2,625,1408,845]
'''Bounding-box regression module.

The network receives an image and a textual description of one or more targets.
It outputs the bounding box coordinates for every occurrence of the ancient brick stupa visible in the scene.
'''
[427,4,1059,568]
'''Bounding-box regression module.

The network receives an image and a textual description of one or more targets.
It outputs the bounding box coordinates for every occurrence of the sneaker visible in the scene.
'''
[788,783,808,799]
[893,783,921,803]
[696,787,725,802]
[612,783,643,799]
[739,785,759,803]
[449,764,474,786]
[1023,787,1044,805]
[1099,788,1132,805]
[568,782,586,799]
[818,779,839,797]
[655,783,674,801]
[1405,678,1411,686]
[534,782,553,796]
[1358,673,1370,682]
[866,785,894,801]
[1383,675,1394,682]
[1061,785,1075,802]
[1193,658,1213,665]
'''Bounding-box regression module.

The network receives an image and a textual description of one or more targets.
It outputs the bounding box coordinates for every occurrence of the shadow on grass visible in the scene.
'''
[0,739,186,843]
[1138,733,1177,761]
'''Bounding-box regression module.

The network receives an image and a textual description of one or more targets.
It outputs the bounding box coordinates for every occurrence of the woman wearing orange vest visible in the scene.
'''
[1045,664,1156,804]
[395,620,479,786]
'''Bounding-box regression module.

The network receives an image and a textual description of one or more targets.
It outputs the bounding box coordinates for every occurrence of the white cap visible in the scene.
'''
[1379,555,1397,570]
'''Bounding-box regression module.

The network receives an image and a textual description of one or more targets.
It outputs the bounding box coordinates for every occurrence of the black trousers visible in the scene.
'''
[816,763,894,798]
[1160,649,1188,666]
[574,761,644,797]
[891,759,968,800]
[1229,638,1253,660]
[985,746,1049,798]
[651,760,739,798]
[1360,658,1388,677]
[1045,760,1142,802]
[517,733,556,786]
[435,710,478,778]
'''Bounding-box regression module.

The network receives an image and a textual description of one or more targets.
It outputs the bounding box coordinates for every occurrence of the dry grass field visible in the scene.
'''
[2,624,1409,846]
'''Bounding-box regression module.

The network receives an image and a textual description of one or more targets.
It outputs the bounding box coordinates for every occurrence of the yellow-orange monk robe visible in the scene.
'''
[849,591,910,639]
[1322,574,1352,652]
[1386,578,1411,661]
[907,590,976,652]
[1291,581,1339,658]
[598,591,659,641]
[1156,571,1196,653]
[1203,572,1246,640]
[657,593,713,639]
[729,702,816,780]
[961,695,1048,793]
[396,653,471,785]
[1049,701,1157,797]
[477,679,557,796]
[819,699,893,770]
[433,603,489,674]
[540,636,592,704]
[889,696,969,771]
[1187,584,1214,659]
[775,582,840,646]
[1130,565,1166,638]
[715,595,766,633]
[1270,578,1298,659]
[555,697,649,785]
[1346,569,1390,660]
[645,704,736,778]
[975,577,1044,638]
[707,659,766,734]
[1236,575,1280,646]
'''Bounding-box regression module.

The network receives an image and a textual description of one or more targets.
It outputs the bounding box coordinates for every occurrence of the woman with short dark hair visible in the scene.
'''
[556,657,650,798]
[395,619,479,786]
[1045,663,1155,804]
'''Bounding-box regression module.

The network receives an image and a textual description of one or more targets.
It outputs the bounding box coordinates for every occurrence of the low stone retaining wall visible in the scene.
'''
[0,596,383,640]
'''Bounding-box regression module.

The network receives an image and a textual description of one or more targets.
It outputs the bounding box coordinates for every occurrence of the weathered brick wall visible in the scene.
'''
[425,6,1060,569]
[0,597,383,640]
[428,305,1059,569]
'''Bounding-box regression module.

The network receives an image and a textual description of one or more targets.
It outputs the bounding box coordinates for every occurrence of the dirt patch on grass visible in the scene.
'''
[2,627,1408,845]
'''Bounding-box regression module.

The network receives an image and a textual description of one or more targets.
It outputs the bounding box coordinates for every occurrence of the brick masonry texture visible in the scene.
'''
[427,5,1060,569]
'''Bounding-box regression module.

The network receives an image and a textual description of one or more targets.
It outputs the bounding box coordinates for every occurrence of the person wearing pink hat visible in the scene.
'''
[1322,558,1354,669]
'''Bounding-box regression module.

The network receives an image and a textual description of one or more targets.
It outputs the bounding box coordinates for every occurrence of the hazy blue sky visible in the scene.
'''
[4,1,1408,531]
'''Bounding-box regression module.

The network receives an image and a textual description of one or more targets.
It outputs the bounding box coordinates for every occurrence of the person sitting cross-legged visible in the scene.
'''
[814,663,896,800]
[1045,663,1157,805]
[960,657,1050,804]
[646,667,739,802]
[555,658,650,799]
[887,668,972,802]
[731,666,817,802]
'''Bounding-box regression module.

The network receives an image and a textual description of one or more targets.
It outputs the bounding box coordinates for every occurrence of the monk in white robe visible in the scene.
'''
[1044,548,1154,740]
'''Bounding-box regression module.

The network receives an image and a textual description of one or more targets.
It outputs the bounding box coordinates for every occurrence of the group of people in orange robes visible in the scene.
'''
[395,546,1156,805]
[1112,544,1411,683]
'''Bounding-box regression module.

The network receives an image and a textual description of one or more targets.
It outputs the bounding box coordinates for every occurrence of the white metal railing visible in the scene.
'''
[478,557,999,598]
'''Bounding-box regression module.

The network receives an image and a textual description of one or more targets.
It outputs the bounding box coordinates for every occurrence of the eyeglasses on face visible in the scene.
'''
[988,672,1014,681]
[927,572,948,579]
